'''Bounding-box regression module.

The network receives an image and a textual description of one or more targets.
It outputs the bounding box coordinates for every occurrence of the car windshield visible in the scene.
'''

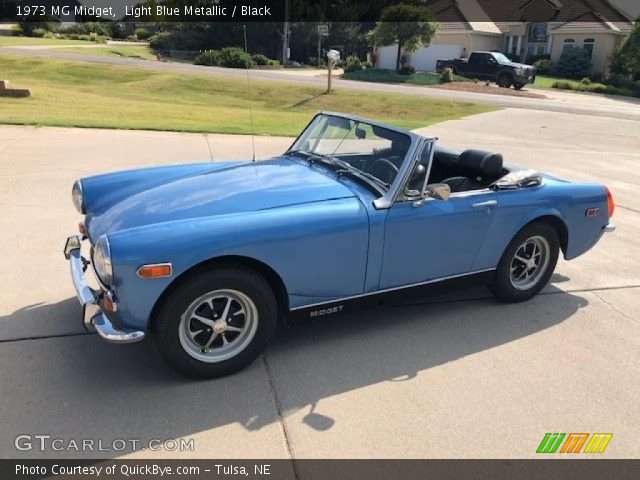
[491,52,512,65]
[288,114,411,190]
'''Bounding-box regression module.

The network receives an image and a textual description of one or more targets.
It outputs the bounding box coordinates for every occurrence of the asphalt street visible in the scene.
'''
[0,107,638,460]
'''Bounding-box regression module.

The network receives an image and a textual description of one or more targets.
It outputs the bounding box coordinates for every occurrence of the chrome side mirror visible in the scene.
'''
[426,183,451,201]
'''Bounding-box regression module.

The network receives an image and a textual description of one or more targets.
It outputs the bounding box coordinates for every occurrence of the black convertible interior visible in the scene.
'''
[428,146,507,192]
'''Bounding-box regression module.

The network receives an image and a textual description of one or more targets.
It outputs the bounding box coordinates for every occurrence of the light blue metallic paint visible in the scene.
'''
[74,139,611,332]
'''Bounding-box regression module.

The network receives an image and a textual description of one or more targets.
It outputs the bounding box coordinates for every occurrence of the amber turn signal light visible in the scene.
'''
[78,222,86,235]
[137,263,172,279]
[605,187,615,218]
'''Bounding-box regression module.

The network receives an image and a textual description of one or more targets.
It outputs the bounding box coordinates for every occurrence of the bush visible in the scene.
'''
[550,48,592,79]
[10,24,23,36]
[134,28,152,40]
[398,65,415,75]
[440,67,454,83]
[607,73,634,89]
[527,53,551,64]
[31,28,48,38]
[149,31,206,51]
[252,54,269,65]
[217,47,254,68]
[362,61,373,69]
[56,22,110,37]
[194,50,222,66]
[580,77,592,85]
[533,58,553,74]
[590,72,605,83]
[267,59,280,67]
[110,23,127,39]
[343,56,364,73]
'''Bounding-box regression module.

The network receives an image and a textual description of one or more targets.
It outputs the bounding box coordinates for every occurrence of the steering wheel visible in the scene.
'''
[368,158,398,185]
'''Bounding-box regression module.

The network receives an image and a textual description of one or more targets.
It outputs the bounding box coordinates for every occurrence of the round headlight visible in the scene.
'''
[93,235,113,285]
[72,180,85,214]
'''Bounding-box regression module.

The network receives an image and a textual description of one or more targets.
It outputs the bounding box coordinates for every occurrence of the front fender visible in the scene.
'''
[107,198,369,330]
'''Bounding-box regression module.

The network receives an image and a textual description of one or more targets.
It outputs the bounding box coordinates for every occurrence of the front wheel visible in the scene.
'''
[489,222,559,303]
[497,74,513,88]
[153,267,278,378]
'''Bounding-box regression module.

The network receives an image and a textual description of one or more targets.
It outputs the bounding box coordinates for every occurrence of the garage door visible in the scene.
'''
[376,45,399,70]
[410,44,461,71]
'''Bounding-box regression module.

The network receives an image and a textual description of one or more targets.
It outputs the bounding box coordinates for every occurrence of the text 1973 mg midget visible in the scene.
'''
[64,112,615,378]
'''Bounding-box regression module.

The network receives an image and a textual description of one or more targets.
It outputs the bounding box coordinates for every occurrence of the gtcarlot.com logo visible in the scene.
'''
[536,433,613,454]
[15,434,195,453]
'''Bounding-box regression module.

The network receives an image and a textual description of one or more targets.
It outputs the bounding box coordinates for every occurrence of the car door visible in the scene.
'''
[379,189,498,290]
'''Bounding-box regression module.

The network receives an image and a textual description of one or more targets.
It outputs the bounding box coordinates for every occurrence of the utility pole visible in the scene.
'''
[282,0,290,66]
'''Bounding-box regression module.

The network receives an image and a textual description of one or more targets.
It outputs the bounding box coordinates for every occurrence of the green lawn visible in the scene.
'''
[0,36,91,46]
[342,69,468,85]
[58,45,157,60]
[0,55,496,136]
[532,74,639,98]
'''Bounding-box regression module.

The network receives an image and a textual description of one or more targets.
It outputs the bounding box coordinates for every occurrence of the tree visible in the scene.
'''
[610,22,640,76]
[368,4,438,72]
[550,48,592,80]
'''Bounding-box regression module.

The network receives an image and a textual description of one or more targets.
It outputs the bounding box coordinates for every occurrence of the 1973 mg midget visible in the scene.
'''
[64,112,615,378]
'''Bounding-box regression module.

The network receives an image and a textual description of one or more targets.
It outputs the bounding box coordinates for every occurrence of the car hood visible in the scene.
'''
[86,157,355,239]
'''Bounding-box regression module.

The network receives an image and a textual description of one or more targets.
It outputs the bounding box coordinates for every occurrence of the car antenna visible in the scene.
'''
[243,24,256,162]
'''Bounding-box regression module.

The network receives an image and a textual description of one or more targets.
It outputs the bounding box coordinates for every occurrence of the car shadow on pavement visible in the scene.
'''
[0,285,587,457]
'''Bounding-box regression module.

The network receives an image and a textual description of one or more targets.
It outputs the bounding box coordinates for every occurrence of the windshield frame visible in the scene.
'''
[286,112,431,209]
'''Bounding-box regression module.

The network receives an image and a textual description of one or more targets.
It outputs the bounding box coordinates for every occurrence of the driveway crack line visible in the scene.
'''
[261,353,299,480]
[591,290,637,323]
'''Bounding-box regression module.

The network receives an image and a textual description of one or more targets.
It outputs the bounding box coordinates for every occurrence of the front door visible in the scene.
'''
[379,191,497,289]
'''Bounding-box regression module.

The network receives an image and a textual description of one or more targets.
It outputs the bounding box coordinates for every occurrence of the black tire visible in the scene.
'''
[497,74,513,88]
[514,83,524,90]
[153,267,278,379]
[488,222,559,303]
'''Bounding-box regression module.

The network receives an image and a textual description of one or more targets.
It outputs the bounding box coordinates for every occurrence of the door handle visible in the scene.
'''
[472,200,497,208]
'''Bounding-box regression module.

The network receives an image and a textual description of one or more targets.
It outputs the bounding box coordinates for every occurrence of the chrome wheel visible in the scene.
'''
[509,235,550,291]
[178,289,258,363]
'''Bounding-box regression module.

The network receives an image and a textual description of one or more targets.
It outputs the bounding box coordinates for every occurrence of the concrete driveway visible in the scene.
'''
[0,108,638,460]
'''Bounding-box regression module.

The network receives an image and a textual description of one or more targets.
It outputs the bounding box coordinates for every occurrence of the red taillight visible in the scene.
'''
[605,187,615,218]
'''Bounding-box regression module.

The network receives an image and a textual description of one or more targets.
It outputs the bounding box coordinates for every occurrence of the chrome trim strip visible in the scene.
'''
[290,268,496,311]
[603,223,616,233]
[136,263,173,279]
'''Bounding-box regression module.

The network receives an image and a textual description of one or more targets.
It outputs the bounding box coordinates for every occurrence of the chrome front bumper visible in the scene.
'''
[64,235,145,344]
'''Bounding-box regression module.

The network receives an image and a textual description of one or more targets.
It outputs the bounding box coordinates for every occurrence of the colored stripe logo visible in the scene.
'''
[537,433,612,454]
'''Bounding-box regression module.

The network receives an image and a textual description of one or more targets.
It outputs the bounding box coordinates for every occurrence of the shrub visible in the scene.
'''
[343,56,364,73]
[267,59,280,66]
[134,28,152,40]
[31,28,48,38]
[440,67,454,83]
[149,31,206,51]
[607,73,634,89]
[216,47,254,68]
[533,58,553,74]
[252,54,269,65]
[56,22,110,37]
[527,53,551,64]
[581,77,592,85]
[110,23,127,39]
[362,61,373,69]
[194,50,222,66]
[590,72,605,83]
[398,65,415,75]
[550,48,592,79]
[10,24,23,36]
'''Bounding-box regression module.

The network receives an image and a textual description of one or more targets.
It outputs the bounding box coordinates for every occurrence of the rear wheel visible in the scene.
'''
[497,74,513,88]
[489,222,559,302]
[154,267,278,378]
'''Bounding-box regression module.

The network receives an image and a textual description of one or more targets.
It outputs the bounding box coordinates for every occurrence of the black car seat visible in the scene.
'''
[442,149,503,193]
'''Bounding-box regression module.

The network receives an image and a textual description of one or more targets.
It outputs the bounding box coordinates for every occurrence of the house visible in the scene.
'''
[374,0,634,74]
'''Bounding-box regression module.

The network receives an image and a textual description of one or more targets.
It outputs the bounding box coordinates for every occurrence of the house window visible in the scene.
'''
[563,39,575,52]
[583,38,595,59]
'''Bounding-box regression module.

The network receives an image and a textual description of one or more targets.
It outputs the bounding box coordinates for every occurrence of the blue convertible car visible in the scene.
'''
[64,112,615,377]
